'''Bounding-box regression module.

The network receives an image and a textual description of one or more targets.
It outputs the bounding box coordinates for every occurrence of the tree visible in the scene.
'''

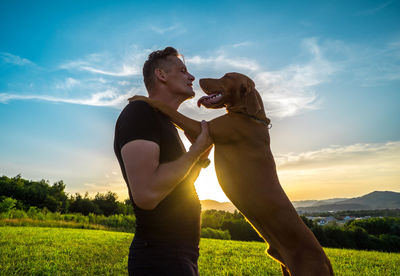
[221,219,263,241]
[50,181,69,212]
[0,197,17,213]
[0,175,69,212]
[94,191,122,216]
[68,193,101,215]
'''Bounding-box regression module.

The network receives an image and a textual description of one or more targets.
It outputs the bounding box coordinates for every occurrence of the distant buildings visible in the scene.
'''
[306,215,372,225]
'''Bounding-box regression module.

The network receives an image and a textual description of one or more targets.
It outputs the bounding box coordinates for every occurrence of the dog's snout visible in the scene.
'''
[199,78,212,88]
[199,78,219,90]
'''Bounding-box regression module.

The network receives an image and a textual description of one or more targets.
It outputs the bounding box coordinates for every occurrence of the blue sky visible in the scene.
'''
[1,0,399,202]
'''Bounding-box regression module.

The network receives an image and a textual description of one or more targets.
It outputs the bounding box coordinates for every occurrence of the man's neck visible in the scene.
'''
[149,91,183,111]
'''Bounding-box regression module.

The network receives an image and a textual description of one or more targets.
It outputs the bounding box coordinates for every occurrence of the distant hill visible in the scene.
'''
[292,198,347,208]
[296,191,400,212]
[202,191,400,213]
[200,200,237,213]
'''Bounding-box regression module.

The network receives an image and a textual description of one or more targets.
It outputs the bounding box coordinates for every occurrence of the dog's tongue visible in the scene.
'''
[197,93,222,107]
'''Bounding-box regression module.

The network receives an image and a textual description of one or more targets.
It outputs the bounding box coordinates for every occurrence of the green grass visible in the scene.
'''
[0,218,111,231]
[1,226,399,275]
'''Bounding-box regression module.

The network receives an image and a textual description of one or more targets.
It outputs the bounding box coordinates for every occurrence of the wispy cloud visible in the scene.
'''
[55,77,80,89]
[322,37,400,84]
[255,38,337,117]
[0,47,151,108]
[78,65,140,76]
[232,41,253,48]
[60,51,144,77]
[187,54,260,71]
[276,141,400,200]
[118,80,130,86]
[1,41,337,118]
[0,89,136,107]
[356,1,393,16]
[149,23,186,35]
[185,38,337,118]
[0,52,35,66]
[61,60,141,77]
[276,141,400,171]
[368,39,400,82]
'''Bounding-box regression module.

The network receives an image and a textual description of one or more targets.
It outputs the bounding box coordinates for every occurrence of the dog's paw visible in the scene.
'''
[128,95,148,102]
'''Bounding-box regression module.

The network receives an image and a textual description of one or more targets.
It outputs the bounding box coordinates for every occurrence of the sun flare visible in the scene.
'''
[179,131,230,203]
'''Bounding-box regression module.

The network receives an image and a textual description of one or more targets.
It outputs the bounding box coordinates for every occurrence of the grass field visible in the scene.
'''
[1,226,399,275]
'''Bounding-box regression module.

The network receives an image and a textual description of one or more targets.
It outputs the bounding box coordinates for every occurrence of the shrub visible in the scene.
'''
[27,206,46,220]
[0,197,17,213]
[201,227,231,240]
[8,209,28,219]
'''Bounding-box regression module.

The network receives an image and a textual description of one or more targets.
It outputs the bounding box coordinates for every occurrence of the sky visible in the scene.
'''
[0,0,399,202]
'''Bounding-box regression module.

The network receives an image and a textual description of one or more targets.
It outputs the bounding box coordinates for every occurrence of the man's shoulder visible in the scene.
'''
[123,100,154,113]
[114,100,162,153]
[116,100,163,133]
[119,100,157,120]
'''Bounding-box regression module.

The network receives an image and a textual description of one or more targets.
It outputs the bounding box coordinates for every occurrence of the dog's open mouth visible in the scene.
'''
[197,93,224,108]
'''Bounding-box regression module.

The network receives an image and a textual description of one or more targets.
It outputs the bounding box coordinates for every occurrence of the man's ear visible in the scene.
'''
[243,79,261,116]
[154,68,167,83]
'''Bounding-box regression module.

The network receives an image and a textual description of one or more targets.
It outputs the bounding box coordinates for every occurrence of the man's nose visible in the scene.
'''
[188,73,195,81]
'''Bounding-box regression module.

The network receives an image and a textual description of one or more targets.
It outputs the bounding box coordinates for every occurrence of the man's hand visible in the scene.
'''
[128,95,148,102]
[186,120,213,168]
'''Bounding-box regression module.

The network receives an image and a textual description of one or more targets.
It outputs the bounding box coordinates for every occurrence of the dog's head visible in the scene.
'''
[198,72,264,116]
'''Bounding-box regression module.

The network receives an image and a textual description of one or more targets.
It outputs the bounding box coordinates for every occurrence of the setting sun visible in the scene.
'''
[178,131,229,202]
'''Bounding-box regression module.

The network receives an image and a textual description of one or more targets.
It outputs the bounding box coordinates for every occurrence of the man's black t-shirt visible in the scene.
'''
[114,101,201,247]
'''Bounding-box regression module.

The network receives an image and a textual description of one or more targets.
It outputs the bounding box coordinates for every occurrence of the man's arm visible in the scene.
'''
[129,97,202,139]
[121,121,212,210]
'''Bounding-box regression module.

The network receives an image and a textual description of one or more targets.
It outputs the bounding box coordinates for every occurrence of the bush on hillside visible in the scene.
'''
[201,227,231,240]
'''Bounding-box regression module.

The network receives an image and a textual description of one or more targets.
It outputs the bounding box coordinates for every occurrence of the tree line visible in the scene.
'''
[301,216,400,252]
[1,175,399,252]
[202,209,400,252]
[0,175,133,216]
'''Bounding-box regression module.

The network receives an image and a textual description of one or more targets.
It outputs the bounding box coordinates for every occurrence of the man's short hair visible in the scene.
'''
[143,47,179,91]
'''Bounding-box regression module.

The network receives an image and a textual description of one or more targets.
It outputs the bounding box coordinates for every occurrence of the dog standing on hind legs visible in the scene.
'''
[130,72,334,276]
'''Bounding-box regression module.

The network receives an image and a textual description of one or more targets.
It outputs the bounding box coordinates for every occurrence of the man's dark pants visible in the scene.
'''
[128,237,200,276]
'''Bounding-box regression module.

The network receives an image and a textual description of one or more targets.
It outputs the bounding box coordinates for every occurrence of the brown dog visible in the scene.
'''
[130,72,333,276]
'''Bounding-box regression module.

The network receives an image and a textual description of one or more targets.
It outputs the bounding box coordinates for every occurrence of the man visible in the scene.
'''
[114,47,212,275]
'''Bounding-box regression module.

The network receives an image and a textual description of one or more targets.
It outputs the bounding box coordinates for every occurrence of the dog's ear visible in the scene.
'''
[243,79,261,116]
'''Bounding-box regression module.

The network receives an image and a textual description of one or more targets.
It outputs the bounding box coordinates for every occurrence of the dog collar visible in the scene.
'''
[234,111,272,129]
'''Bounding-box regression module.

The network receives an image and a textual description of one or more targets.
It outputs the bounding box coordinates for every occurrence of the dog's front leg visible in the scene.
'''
[129,96,202,138]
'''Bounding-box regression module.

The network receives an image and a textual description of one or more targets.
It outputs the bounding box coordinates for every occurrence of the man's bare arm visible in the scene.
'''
[121,121,212,210]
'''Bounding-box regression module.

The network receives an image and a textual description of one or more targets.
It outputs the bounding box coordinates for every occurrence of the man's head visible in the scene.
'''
[143,47,195,100]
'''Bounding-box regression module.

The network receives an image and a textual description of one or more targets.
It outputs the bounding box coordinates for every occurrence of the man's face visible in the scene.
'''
[164,56,195,99]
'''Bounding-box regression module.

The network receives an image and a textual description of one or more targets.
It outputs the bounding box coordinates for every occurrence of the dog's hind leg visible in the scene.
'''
[266,246,291,276]
[280,264,291,276]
